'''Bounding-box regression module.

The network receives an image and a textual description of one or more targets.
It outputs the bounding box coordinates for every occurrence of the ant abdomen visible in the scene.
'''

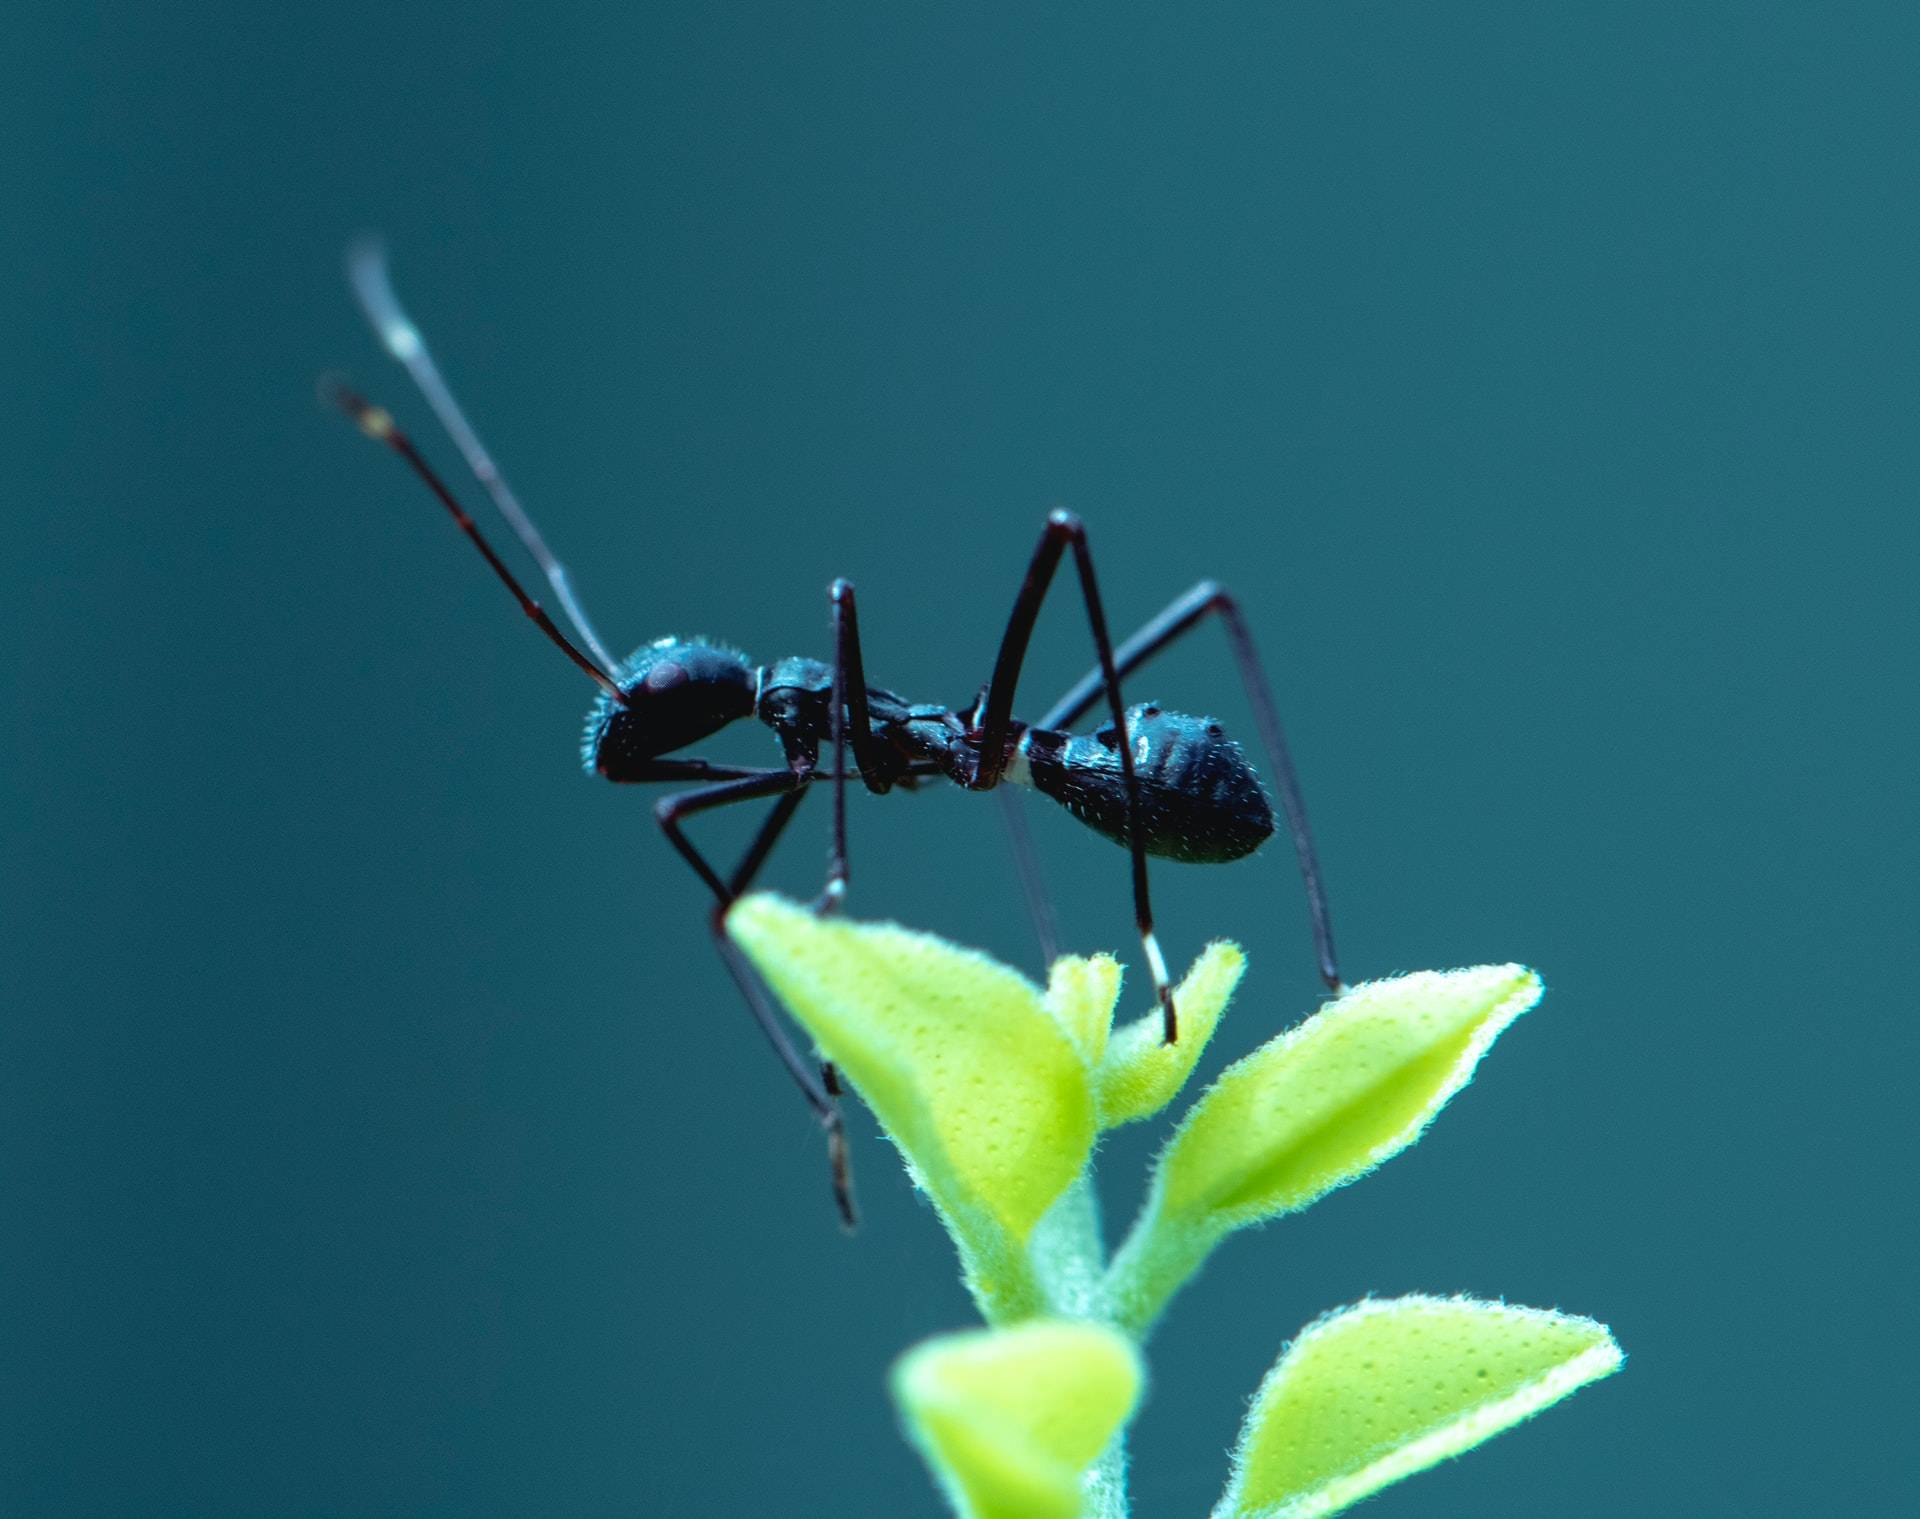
[584,638,757,780]
[1022,704,1276,864]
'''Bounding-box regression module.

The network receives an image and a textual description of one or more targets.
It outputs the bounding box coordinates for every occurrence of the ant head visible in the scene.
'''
[583,638,757,781]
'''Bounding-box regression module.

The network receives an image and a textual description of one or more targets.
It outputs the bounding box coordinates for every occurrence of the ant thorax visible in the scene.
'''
[753,655,941,788]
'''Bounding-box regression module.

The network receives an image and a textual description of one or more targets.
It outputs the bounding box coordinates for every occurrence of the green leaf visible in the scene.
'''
[1159,964,1538,1224]
[1213,1296,1623,1518]
[894,1320,1144,1519]
[1107,966,1539,1331]
[726,894,1097,1319]
[1094,941,1243,1128]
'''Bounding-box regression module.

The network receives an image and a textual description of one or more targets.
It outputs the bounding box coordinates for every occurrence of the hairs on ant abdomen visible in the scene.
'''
[329,242,1340,1228]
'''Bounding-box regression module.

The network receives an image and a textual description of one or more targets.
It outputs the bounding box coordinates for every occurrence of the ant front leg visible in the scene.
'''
[654,768,805,903]
[650,766,857,1227]
[1038,580,1342,993]
[975,510,1179,1042]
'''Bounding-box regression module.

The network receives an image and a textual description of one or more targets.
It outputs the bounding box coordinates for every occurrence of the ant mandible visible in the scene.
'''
[328,243,1340,1227]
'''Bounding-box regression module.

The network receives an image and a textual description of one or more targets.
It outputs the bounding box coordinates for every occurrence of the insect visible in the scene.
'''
[329,243,1340,1226]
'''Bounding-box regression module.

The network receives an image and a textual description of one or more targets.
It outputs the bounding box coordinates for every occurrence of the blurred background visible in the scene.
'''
[5,4,1916,1514]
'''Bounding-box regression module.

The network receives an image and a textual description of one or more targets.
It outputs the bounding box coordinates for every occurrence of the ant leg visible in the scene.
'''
[997,788,1062,969]
[1038,581,1341,992]
[612,757,783,784]
[710,918,856,1228]
[727,785,859,1227]
[725,785,849,1113]
[974,511,1176,1041]
[729,786,809,899]
[654,770,803,905]
[819,579,882,913]
[653,770,857,1226]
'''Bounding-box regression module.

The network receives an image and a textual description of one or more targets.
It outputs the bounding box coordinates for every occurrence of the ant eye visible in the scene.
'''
[644,660,689,692]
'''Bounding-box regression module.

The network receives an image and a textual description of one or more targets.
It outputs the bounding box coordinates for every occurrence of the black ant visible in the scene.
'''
[328,243,1339,1227]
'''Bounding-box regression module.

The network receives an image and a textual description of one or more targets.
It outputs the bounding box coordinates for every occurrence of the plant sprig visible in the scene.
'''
[729,894,1620,1518]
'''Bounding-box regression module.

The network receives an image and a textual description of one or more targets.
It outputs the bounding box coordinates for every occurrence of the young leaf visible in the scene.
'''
[1107,966,1539,1331]
[1213,1296,1623,1518]
[894,1320,1144,1519]
[726,894,1097,1319]
[1095,941,1243,1128]
[1042,953,1123,1068]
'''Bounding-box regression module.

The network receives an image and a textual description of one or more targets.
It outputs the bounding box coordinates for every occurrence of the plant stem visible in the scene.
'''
[1082,1438,1130,1519]
[1028,1173,1106,1316]
[1031,1173,1136,1514]
[1102,1209,1221,1339]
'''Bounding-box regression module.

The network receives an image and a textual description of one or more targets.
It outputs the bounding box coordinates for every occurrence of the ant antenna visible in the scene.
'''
[345,238,621,675]
[324,376,629,706]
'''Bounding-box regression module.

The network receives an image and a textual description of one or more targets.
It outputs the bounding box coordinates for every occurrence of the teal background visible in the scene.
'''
[5,4,1915,1514]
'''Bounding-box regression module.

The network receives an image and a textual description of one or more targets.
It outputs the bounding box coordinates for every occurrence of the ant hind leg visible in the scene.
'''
[974,511,1178,1041]
[1037,580,1341,993]
[997,788,1062,971]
